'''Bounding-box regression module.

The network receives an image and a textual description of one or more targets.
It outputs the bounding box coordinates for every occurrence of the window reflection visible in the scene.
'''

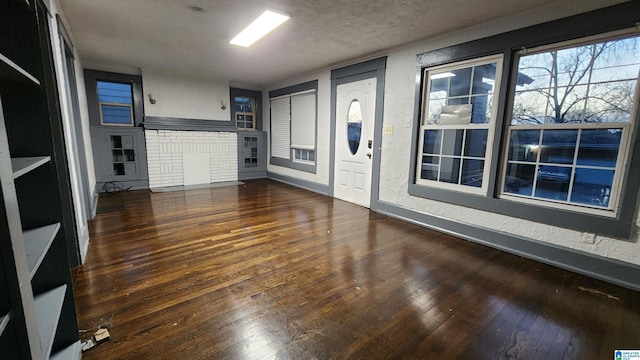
[439,157,461,184]
[347,100,363,155]
[504,34,639,210]
[421,129,487,187]
[421,155,439,181]
[426,62,497,125]
[504,163,535,196]
[504,128,621,208]
[535,165,570,201]
[423,130,442,154]
[464,130,488,157]
[577,129,621,167]
[508,130,540,162]
[235,96,253,112]
[235,96,256,129]
[540,130,578,164]
[512,36,639,125]
[462,159,484,187]
[418,57,500,192]
[441,130,464,156]
[570,169,614,207]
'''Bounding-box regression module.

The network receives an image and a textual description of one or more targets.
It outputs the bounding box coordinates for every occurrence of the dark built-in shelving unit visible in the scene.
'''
[0,0,80,358]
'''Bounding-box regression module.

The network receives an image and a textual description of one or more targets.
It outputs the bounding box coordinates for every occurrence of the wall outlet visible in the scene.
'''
[384,126,393,135]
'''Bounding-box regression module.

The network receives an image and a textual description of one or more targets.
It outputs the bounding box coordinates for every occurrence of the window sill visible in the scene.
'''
[407,182,633,239]
[270,157,316,173]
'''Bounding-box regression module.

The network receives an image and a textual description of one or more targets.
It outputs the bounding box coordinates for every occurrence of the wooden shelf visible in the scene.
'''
[11,156,51,179]
[24,223,60,279]
[0,53,39,86]
[0,311,10,336]
[34,285,66,358]
[50,340,81,360]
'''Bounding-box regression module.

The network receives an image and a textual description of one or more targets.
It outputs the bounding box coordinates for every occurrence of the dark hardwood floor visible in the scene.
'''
[73,179,640,359]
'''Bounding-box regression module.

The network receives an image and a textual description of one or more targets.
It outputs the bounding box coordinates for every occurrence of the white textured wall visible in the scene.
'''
[263,70,331,186]
[377,0,640,266]
[261,0,640,266]
[145,130,237,189]
[142,70,231,121]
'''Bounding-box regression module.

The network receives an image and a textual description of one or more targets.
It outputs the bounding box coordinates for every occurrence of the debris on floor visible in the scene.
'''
[81,328,111,352]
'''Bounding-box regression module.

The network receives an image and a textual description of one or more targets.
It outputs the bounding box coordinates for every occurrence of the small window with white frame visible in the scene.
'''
[416,55,503,194]
[97,81,134,126]
[501,31,640,215]
[235,96,256,129]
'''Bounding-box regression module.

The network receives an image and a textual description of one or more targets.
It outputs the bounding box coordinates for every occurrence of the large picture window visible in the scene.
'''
[502,34,640,215]
[269,80,318,173]
[417,55,503,194]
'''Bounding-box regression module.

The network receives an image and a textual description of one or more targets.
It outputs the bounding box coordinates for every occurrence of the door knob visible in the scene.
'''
[366,152,372,159]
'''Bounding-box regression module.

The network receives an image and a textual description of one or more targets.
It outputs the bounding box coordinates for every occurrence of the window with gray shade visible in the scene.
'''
[269,80,318,173]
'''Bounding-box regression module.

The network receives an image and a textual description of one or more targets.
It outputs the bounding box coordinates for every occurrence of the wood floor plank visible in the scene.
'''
[73,179,640,359]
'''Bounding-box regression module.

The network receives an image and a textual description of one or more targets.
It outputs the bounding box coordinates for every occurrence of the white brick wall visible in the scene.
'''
[145,130,238,189]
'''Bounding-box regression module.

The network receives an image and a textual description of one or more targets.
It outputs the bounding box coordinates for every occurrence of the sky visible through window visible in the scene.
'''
[504,35,640,210]
[512,36,640,125]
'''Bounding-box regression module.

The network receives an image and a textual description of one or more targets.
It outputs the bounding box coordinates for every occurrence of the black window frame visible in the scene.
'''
[84,69,144,127]
[408,1,640,239]
[230,87,262,131]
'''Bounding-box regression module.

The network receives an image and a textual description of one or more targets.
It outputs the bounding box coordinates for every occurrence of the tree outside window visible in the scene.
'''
[504,34,640,212]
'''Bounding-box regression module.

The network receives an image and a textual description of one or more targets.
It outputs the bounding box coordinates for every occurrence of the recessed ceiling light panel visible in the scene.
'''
[229,10,290,47]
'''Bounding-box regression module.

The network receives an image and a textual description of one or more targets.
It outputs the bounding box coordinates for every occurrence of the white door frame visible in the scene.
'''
[329,58,387,210]
[56,15,88,266]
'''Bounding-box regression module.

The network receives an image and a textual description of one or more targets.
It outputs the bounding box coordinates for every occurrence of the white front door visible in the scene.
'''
[334,78,377,208]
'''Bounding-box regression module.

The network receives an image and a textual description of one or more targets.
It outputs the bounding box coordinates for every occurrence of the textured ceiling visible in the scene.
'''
[58,0,598,87]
